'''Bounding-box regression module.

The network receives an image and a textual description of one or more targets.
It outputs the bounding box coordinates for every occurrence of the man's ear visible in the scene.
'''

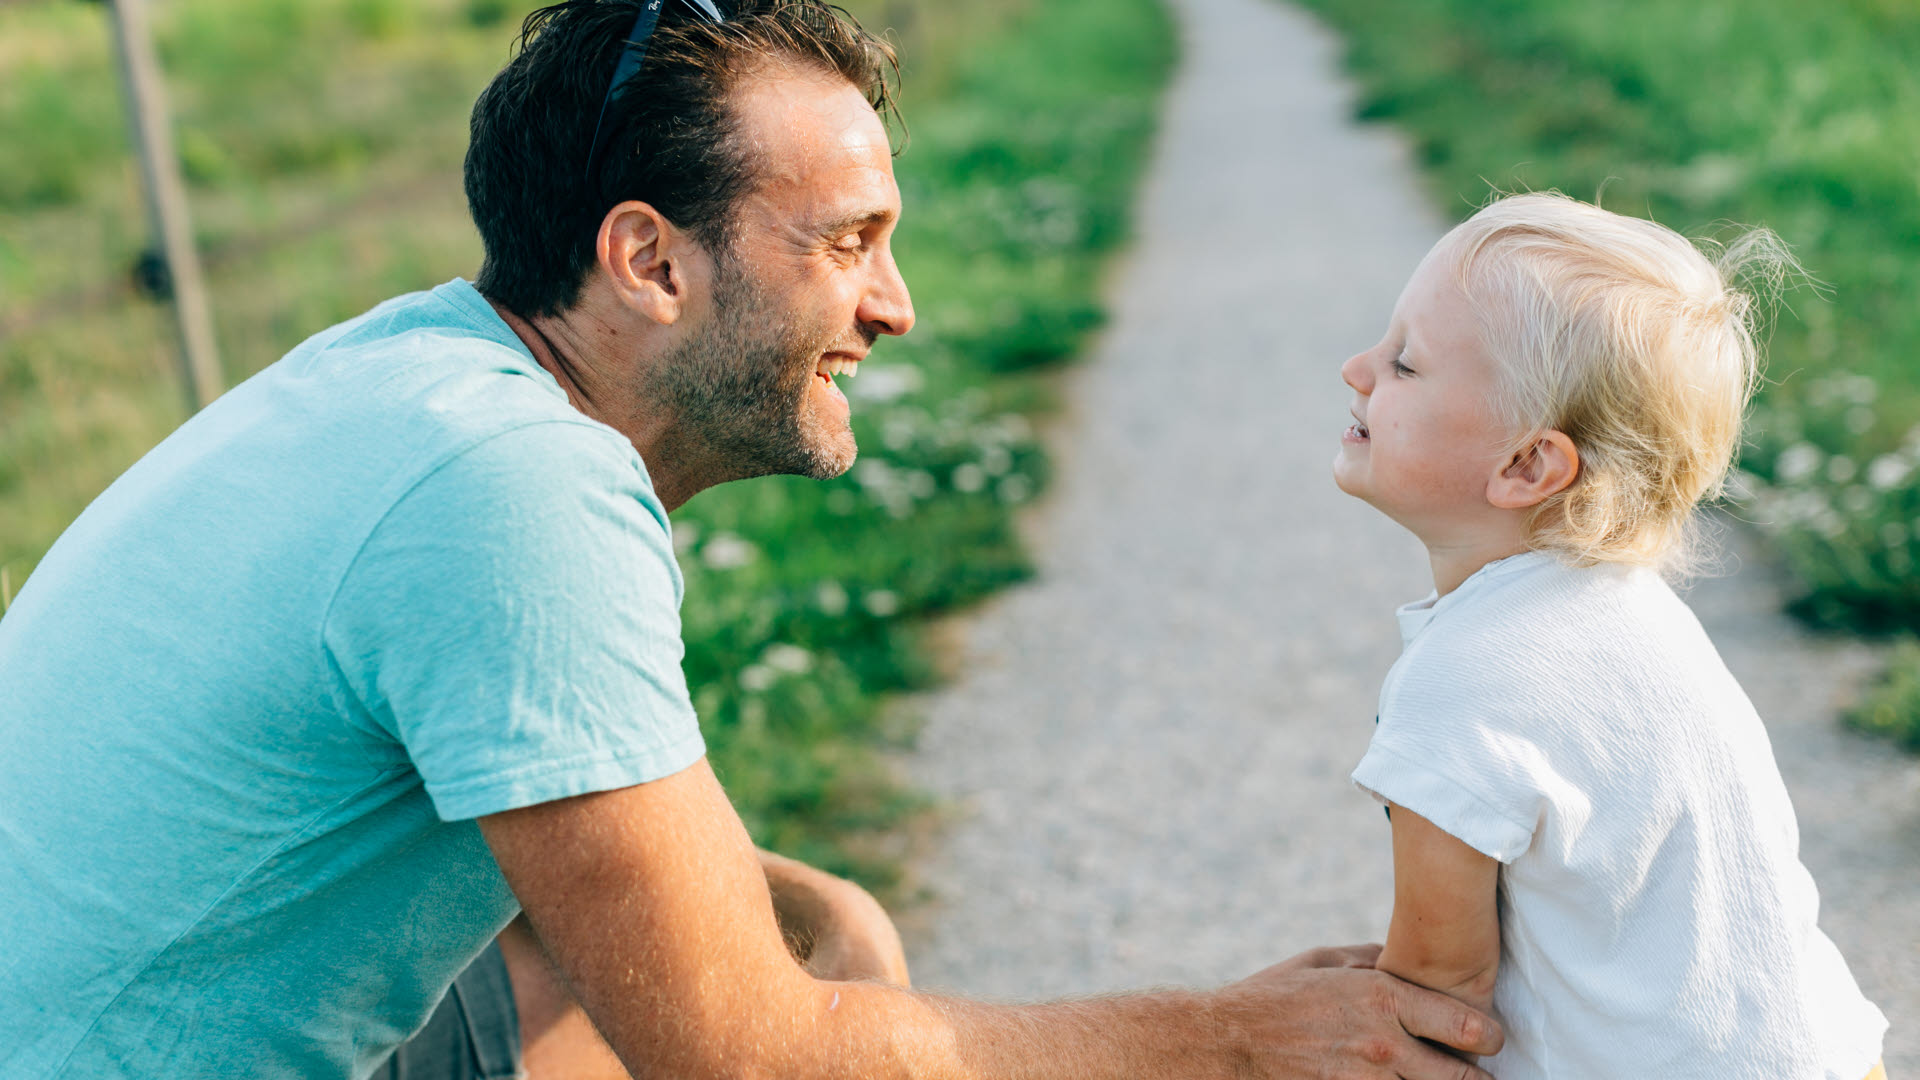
[596,200,693,327]
[1488,430,1580,510]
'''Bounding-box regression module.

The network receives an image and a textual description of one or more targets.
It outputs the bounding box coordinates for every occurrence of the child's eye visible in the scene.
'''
[1389,354,1415,376]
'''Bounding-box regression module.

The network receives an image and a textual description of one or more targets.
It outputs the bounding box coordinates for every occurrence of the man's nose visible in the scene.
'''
[859,248,915,338]
[1341,350,1372,393]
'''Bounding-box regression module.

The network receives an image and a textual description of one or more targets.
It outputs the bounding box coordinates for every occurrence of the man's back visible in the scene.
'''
[0,280,704,1078]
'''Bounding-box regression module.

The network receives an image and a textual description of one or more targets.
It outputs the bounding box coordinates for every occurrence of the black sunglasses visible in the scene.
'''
[583,0,728,190]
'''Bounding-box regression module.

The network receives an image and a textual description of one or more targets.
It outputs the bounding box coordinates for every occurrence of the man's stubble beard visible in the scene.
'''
[655,252,859,483]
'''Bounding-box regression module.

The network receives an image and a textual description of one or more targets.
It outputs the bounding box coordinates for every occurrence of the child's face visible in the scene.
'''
[1333,248,1516,543]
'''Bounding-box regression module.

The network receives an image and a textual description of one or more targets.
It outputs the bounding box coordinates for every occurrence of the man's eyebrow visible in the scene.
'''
[816,208,896,235]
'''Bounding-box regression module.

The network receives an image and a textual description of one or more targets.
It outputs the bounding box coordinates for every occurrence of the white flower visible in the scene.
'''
[1846,405,1876,435]
[1880,522,1910,549]
[739,664,776,693]
[849,365,922,404]
[997,475,1033,504]
[1868,455,1911,491]
[815,581,849,616]
[882,414,922,451]
[671,522,700,555]
[701,533,759,570]
[905,470,937,499]
[951,463,988,493]
[1826,455,1858,485]
[762,643,814,675]
[1840,486,1875,514]
[1775,442,1822,483]
[979,444,1014,477]
[862,589,901,617]
[854,459,896,492]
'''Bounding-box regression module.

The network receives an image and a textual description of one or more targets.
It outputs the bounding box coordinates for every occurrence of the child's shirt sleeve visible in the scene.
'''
[1351,642,1554,864]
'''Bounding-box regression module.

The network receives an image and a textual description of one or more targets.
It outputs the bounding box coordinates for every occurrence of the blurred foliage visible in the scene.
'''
[1293,0,1920,572]
[1293,0,1920,748]
[1848,638,1920,753]
[0,0,1173,888]
[1740,378,1920,632]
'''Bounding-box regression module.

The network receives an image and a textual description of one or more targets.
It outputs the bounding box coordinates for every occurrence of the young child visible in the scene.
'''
[1335,192,1889,1078]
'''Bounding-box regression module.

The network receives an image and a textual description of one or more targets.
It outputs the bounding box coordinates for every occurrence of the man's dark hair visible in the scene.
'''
[466,0,899,318]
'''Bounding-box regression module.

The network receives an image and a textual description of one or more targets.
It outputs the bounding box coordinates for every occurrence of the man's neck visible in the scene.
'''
[486,296,717,512]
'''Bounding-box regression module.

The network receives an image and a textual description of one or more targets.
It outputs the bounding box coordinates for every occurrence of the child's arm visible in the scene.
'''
[1378,802,1501,1015]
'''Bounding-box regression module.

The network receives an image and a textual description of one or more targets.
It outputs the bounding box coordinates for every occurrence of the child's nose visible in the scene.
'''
[1341,351,1372,394]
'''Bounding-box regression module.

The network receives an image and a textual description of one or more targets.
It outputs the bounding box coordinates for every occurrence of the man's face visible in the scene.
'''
[660,66,914,481]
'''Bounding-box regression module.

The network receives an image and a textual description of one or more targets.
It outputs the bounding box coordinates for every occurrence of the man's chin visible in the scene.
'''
[802,433,858,480]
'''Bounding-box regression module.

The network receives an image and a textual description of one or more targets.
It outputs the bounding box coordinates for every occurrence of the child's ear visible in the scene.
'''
[1488,431,1580,510]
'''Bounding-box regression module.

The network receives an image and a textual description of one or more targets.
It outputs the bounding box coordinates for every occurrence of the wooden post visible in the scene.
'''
[105,0,223,413]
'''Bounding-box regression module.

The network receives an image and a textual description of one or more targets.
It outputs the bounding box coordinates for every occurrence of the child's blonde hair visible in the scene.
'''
[1441,191,1794,571]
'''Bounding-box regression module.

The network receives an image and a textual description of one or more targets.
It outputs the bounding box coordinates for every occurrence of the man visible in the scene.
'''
[0,2,1501,1077]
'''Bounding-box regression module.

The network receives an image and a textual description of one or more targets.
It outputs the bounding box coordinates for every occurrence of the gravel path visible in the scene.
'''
[903,0,1917,1066]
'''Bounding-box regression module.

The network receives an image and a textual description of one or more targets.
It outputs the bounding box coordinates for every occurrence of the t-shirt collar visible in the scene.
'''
[1395,550,1552,646]
[430,278,561,394]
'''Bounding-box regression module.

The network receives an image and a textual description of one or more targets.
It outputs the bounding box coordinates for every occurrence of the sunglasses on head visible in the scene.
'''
[583,0,729,190]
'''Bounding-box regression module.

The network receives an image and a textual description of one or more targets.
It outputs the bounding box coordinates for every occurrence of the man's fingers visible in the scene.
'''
[1328,942,1382,969]
[1394,1038,1495,1080]
[1279,942,1383,971]
[1391,979,1504,1059]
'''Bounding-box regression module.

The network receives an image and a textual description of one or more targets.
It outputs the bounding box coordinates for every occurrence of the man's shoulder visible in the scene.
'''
[246,279,637,499]
[296,278,518,357]
[280,279,557,414]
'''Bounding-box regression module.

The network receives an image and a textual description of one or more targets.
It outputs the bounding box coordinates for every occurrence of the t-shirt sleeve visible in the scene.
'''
[1351,649,1551,864]
[323,421,705,821]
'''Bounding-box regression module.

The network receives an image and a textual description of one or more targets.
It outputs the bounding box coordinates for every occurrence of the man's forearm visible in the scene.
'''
[813,980,1229,1080]
[486,768,1500,1080]
[681,947,1496,1080]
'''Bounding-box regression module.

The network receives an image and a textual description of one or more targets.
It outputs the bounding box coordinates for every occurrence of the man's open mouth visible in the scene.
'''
[816,355,860,384]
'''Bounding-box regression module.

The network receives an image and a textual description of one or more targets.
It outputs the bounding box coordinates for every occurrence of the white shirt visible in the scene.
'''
[1351,552,1887,1079]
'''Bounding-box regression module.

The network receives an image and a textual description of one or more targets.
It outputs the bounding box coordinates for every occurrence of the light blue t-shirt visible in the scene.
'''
[0,279,707,1079]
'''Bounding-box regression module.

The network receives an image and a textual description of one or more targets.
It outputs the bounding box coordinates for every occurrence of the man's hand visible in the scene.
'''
[1209,944,1504,1079]
[760,848,910,986]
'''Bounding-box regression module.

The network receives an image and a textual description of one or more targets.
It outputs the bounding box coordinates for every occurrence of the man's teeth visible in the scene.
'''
[818,357,859,378]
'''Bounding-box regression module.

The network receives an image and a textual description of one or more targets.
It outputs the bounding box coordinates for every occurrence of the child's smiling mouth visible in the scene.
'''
[1345,414,1370,442]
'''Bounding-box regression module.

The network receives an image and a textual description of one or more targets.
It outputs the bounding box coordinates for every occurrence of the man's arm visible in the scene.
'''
[760,847,911,986]
[1376,803,1501,1014]
[480,759,1504,1079]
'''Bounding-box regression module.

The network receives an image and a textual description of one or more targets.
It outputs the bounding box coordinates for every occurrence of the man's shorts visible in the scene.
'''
[376,941,524,1080]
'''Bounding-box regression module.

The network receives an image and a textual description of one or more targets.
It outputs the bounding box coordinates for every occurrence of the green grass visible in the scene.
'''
[1289,0,1920,749]
[0,0,1175,888]
[1848,638,1920,753]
